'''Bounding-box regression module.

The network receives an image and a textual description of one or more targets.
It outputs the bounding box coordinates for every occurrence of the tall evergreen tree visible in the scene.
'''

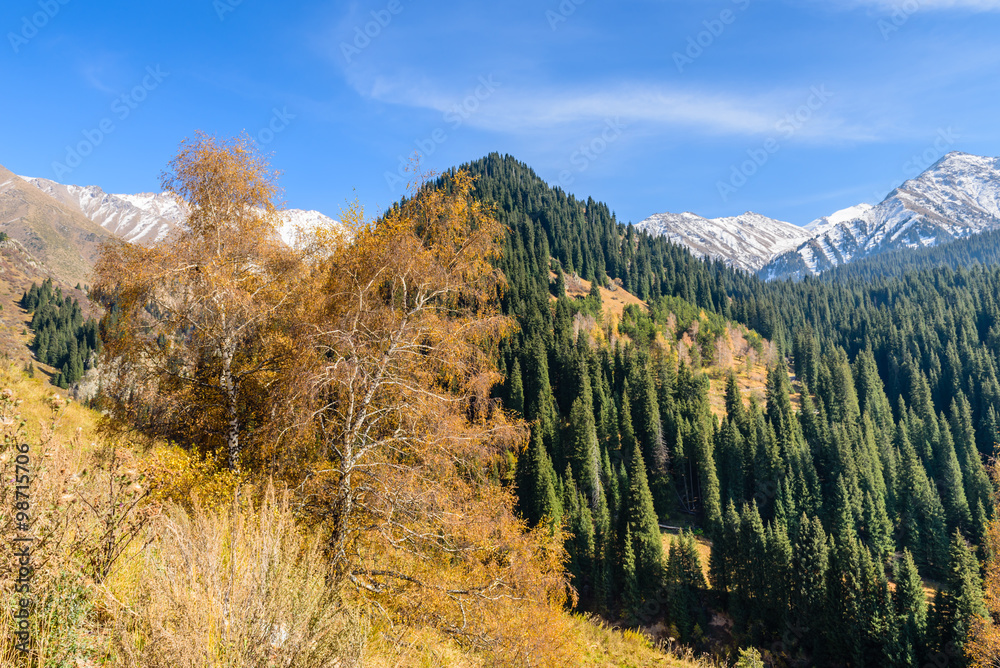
[894,549,927,667]
[626,447,664,597]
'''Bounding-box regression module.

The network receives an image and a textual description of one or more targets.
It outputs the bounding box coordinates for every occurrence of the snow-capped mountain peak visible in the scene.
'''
[637,152,1000,280]
[804,203,874,233]
[19,176,338,247]
[635,210,810,273]
[761,152,1000,280]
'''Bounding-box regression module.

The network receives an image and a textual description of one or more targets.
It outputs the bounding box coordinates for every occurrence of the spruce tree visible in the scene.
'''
[626,447,664,595]
[936,416,972,534]
[942,530,988,664]
[665,531,706,641]
[508,358,524,415]
[568,393,601,505]
[621,524,641,622]
[897,420,949,575]
[950,394,992,541]
[724,370,746,428]
[619,379,637,457]
[516,429,562,532]
[790,513,828,655]
[894,549,927,667]
[826,530,864,667]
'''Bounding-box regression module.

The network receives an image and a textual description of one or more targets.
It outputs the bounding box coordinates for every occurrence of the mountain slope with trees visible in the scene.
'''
[452,153,1000,665]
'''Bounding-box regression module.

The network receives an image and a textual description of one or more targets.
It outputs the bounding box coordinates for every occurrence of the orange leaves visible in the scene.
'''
[162,131,282,243]
[92,133,312,472]
[95,142,573,665]
[295,171,572,665]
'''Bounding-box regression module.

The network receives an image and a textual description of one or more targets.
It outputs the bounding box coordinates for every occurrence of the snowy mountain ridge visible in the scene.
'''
[635,152,1000,280]
[635,210,811,273]
[20,176,337,247]
[761,152,1000,280]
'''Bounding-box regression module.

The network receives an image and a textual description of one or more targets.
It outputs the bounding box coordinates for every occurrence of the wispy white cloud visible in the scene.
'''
[355,75,882,144]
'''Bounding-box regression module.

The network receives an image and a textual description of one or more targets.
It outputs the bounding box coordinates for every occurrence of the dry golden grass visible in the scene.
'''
[565,615,718,668]
[704,363,801,420]
[560,273,648,321]
[108,485,366,668]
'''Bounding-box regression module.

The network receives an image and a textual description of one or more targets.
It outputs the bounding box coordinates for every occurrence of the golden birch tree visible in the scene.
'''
[92,132,305,471]
[293,172,572,663]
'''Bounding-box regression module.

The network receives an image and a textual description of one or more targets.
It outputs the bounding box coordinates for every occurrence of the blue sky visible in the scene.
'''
[2,0,1000,227]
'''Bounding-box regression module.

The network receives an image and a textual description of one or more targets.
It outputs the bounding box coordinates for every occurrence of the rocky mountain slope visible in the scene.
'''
[762,152,1000,279]
[634,211,810,273]
[0,167,113,287]
[636,152,1000,280]
[20,175,338,247]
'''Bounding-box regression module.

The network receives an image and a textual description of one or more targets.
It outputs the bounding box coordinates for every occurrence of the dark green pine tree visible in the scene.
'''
[737,502,768,634]
[935,416,973,535]
[762,521,792,636]
[621,524,642,622]
[625,447,664,597]
[567,390,602,504]
[950,393,992,541]
[692,419,723,534]
[897,420,949,575]
[591,485,614,614]
[858,544,895,666]
[862,489,894,565]
[724,370,746,429]
[562,467,595,598]
[717,418,746,510]
[894,549,927,667]
[619,378,637,457]
[709,500,740,607]
[665,530,706,642]
[515,428,562,532]
[633,363,667,474]
[525,339,559,447]
[554,264,566,298]
[940,530,988,665]
[508,358,524,415]
[826,529,865,667]
[790,514,828,658]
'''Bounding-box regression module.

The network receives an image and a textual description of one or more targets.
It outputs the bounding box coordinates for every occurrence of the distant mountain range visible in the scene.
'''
[19,175,337,248]
[6,151,1000,290]
[0,167,339,289]
[634,211,810,273]
[636,152,1000,279]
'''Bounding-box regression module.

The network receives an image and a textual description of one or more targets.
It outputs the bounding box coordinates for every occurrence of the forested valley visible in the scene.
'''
[461,153,1000,666]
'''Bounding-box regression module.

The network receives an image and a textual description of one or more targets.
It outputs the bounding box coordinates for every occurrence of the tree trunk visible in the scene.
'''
[221,344,240,471]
